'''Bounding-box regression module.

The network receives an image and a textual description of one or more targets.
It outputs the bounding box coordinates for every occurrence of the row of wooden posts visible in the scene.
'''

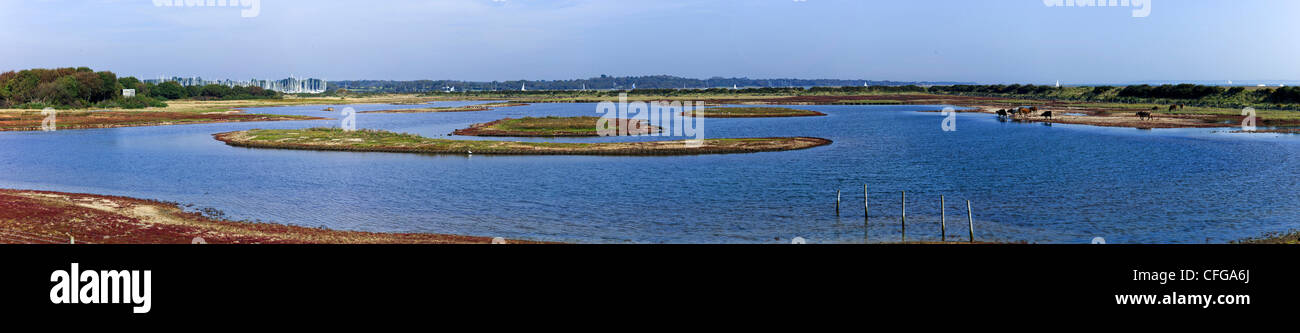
[837,186,976,243]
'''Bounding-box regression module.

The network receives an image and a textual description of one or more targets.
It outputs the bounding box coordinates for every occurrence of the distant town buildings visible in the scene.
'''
[143,75,327,94]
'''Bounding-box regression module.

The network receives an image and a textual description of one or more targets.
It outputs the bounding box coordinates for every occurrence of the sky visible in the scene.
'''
[1,0,1298,84]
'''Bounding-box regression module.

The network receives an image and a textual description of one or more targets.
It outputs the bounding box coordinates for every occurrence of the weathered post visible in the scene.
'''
[940,195,947,242]
[901,191,907,242]
[836,190,841,216]
[864,184,869,242]
[967,200,975,243]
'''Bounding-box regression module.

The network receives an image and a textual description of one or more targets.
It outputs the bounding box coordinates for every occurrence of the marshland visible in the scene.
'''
[2,94,1298,244]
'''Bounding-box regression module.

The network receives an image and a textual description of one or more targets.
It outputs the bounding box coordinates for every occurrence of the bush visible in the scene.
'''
[93,96,168,109]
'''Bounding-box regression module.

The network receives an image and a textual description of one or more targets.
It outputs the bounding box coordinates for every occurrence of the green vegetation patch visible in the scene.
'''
[454,116,659,137]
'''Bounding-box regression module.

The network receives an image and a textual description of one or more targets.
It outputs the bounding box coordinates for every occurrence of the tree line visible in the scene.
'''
[927,84,1062,95]
[1,67,281,109]
[930,83,1300,108]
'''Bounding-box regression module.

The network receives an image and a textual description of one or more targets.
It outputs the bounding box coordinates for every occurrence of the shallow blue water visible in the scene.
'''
[1,101,1297,243]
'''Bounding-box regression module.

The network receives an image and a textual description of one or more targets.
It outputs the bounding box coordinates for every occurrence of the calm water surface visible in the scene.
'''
[2,101,1297,243]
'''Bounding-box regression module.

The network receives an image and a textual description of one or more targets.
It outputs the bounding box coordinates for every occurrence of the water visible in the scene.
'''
[2,101,1297,244]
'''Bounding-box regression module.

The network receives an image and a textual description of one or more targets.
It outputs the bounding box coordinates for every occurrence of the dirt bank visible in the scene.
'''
[0,189,541,244]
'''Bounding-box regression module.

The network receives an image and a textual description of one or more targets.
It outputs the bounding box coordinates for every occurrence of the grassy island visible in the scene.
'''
[685,107,826,118]
[453,116,659,137]
[214,128,831,156]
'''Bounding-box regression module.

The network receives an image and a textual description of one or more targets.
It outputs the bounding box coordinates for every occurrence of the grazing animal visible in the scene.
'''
[996,109,1009,118]
[1169,105,1178,112]
[1041,111,1054,120]
[1136,111,1153,121]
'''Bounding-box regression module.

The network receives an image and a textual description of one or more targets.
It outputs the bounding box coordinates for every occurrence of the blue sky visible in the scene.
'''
[1,0,1297,84]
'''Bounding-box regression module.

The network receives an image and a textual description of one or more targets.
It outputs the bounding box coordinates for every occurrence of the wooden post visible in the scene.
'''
[967,200,975,243]
[836,190,841,216]
[864,184,869,242]
[901,191,907,242]
[940,195,947,242]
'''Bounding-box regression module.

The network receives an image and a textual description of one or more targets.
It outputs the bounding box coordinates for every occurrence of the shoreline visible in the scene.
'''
[215,128,832,156]
[1,187,1283,245]
[0,112,325,132]
[955,106,1237,129]
[561,93,1288,130]
[0,95,455,132]
[0,189,541,244]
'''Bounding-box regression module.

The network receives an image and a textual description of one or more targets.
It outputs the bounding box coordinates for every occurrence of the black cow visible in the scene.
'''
[1041,111,1054,120]
[1136,111,1153,121]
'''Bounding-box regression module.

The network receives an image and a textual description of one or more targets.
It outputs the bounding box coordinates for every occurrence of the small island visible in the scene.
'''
[214,128,831,156]
[453,116,659,137]
[684,107,826,118]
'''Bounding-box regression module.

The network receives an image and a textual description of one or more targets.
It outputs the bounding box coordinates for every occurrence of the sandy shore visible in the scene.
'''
[0,189,541,244]
[963,106,1232,129]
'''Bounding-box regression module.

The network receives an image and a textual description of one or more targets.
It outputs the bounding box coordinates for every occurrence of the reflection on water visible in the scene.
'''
[1,101,1297,243]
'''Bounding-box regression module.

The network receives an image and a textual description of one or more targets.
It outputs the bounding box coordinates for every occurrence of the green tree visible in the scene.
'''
[153,81,186,99]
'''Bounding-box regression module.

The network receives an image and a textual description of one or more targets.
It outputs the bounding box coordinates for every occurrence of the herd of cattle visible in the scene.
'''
[996,104,1186,122]
[995,107,1053,120]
